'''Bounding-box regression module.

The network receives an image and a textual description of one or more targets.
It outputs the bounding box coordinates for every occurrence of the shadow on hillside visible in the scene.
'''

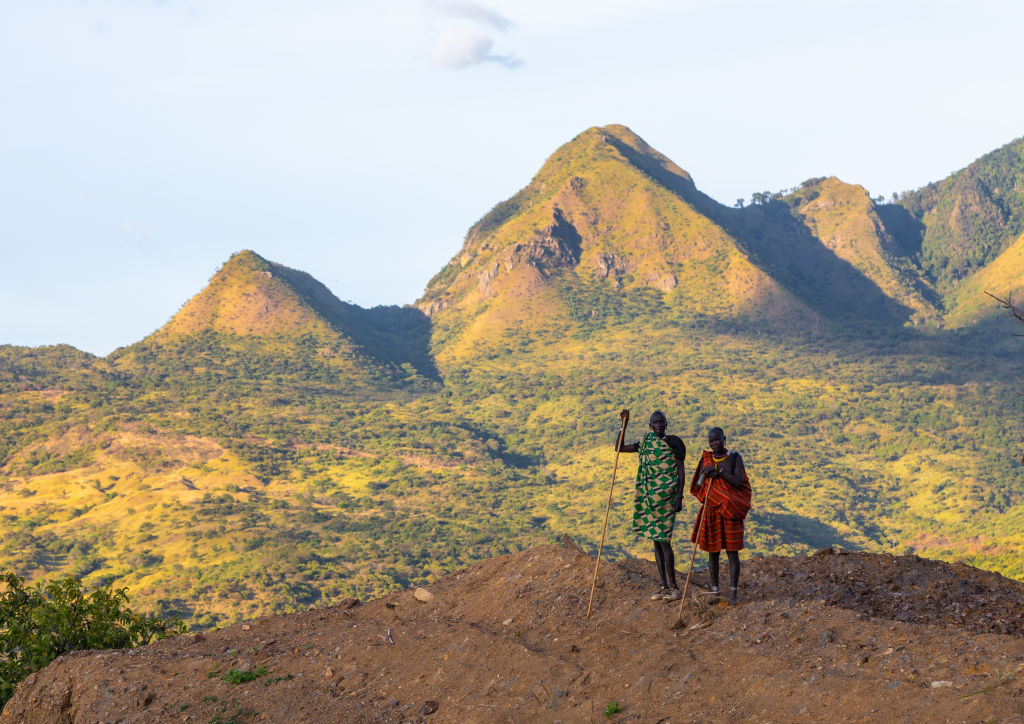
[874,203,926,259]
[270,263,440,381]
[448,420,543,468]
[749,510,855,551]
[343,305,441,382]
[603,135,916,325]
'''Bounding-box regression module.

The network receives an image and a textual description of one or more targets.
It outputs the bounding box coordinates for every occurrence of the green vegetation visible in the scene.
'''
[897,136,1024,291]
[222,666,270,685]
[0,572,185,706]
[3,300,1021,632]
[604,700,622,717]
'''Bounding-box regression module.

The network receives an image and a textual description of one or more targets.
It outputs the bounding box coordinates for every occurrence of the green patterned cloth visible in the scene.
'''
[631,432,680,542]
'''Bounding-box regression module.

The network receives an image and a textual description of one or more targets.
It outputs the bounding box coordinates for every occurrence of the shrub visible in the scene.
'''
[0,572,186,707]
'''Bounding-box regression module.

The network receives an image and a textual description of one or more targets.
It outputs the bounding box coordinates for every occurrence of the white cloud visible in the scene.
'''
[425,0,521,69]
[433,28,521,68]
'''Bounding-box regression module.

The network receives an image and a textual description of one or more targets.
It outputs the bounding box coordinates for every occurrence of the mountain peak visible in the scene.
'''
[218,249,274,275]
[418,125,818,355]
[151,250,337,339]
[137,251,438,382]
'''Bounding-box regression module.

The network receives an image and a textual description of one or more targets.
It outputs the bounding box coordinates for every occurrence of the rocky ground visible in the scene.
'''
[6,541,1024,723]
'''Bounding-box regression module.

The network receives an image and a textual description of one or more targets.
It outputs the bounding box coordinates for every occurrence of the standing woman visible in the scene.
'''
[616,410,687,601]
[691,427,752,605]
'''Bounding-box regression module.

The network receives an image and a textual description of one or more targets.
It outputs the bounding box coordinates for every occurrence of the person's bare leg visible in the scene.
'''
[657,541,678,589]
[726,550,740,605]
[653,543,667,588]
[708,551,721,596]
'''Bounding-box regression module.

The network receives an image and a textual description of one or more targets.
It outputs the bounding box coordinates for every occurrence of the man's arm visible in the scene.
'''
[717,452,746,489]
[616,439,640,453]
[691,456,706,493]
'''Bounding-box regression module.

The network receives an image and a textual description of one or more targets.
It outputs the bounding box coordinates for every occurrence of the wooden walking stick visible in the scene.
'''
[677,472,712,620]
[586,408,630,619]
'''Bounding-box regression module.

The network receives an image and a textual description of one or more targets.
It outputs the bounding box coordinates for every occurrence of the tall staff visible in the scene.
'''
[677,470,712,620]
[586,408,629,619]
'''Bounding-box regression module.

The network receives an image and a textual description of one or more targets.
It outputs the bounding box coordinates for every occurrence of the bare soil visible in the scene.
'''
[6,542,1024,723]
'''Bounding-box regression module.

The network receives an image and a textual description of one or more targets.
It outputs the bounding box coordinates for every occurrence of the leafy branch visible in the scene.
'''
[0,573,186,707]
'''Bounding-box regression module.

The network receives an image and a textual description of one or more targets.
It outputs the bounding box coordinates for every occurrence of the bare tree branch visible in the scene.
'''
[986,291,1024,328]
[986,292,1024,461]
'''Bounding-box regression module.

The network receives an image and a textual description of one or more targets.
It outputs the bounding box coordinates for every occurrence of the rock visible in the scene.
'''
[559,533,585,553]
[594,253,635,279]
[420,700,440,716]
[502,618,514,626]
[930,680,953,688]
[413,588,435,603]
[324,667,333,679]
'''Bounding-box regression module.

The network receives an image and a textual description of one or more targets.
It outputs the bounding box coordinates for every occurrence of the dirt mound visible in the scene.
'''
[745,548,1024,635]
[6,543,1024,722]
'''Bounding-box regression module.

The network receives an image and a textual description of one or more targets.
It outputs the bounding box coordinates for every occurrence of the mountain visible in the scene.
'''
[422,126,1024,341]
[153,249,355,339]
[120,249,437,384]
[780,178,941,325]
[418,125,821,360]
[420,125,1005,364]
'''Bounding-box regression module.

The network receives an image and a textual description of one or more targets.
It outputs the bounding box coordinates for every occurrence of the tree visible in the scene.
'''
[0,573,185,707]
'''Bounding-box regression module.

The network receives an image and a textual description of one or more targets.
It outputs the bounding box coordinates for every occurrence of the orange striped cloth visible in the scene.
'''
[690,449,752,553]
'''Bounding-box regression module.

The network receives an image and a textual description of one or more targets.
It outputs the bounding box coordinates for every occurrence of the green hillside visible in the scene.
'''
[2,126,1023,631]
[944,231,1024,327]
[780,177,941,326]
[896,136,1024,293]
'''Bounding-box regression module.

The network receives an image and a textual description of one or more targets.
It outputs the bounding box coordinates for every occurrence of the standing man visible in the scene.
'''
[691,427,752,605]
[616,410,687,601]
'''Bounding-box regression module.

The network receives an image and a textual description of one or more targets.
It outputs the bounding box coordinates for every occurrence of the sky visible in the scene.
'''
[3,0,1024,355]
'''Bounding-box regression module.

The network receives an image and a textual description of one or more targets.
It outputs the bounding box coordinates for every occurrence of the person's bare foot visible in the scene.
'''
[727,586,738,605]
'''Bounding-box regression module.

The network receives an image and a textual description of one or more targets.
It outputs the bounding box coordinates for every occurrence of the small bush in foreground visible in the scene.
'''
[222,666,269,684]
[0,572,186,707]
